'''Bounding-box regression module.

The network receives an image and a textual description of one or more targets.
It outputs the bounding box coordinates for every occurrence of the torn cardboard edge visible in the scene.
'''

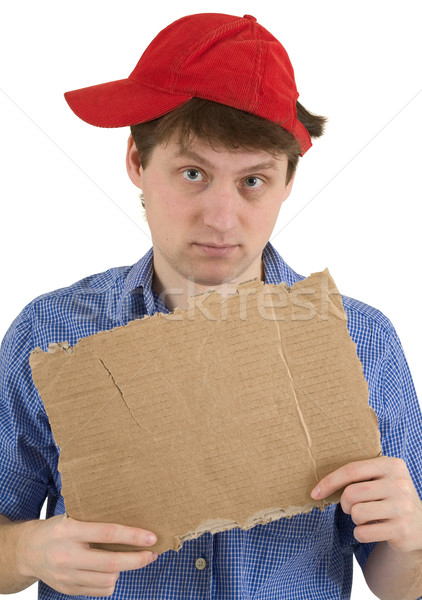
[40,269,347,349]
[88,503,334,553]
[173,503,334,548]
[30,269,382,554]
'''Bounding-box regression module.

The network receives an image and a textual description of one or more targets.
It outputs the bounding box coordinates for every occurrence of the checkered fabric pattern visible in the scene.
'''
[1,242,421,599]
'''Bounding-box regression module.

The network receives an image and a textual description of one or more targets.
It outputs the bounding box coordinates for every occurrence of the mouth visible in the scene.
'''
[192,243,239,257]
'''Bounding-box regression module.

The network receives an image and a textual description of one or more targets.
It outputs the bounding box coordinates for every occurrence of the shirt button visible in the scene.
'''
[195,557,207,570]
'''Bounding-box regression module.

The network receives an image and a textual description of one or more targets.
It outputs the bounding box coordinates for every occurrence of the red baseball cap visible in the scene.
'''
[64,13,312,155]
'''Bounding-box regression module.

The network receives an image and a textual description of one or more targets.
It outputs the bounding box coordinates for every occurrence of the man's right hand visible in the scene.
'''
[17,514,158,597]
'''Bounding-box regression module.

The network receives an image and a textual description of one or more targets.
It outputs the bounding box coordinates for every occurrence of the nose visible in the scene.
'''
[201,181,239,232]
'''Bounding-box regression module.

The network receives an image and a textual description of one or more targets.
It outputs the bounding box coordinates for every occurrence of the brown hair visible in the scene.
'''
[130,98,326,207]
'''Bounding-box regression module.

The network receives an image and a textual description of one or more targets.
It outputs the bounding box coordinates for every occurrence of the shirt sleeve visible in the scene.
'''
[341,315,422,572]
[0,304,61,521]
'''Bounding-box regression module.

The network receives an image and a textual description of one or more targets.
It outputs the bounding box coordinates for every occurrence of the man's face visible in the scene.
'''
[127,134,294,295]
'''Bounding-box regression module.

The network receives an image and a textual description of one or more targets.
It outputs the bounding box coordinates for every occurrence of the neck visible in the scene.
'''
[152,262,265,312]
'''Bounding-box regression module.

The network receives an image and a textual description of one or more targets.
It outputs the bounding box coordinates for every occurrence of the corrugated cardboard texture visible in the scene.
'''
[30,269,381,554]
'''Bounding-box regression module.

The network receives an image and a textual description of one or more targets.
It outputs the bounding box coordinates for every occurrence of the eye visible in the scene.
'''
[243,176,264,189]
[182,169,204,182]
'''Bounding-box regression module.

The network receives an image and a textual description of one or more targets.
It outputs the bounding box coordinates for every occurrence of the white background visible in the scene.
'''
[1,1,421,598]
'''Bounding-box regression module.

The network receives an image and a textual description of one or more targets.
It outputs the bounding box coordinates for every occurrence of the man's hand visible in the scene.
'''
[16,514,158,597]
[311,456,422,552]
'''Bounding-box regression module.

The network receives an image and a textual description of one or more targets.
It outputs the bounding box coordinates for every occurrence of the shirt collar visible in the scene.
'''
[262,242,305,287]
[116,247,155,325]
[117,242,304,324]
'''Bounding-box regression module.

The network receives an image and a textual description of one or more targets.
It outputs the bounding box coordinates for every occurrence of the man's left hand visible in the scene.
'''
[311,456,422,553]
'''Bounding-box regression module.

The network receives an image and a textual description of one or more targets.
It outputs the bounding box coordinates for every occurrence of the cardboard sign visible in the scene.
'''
[30,269,381,554]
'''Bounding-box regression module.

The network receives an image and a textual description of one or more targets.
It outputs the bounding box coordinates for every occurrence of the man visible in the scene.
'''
[0,12,421,600]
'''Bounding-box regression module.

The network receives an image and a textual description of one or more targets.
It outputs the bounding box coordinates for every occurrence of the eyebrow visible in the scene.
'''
[172,149,280,174]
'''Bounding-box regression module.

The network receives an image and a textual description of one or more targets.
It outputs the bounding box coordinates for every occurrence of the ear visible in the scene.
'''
[126,134,144,188]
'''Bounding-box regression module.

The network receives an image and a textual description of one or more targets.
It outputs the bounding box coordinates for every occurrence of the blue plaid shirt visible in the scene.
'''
[1,242,421,600]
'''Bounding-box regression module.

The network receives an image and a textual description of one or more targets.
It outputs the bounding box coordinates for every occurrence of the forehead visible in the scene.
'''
[160,134,288,172]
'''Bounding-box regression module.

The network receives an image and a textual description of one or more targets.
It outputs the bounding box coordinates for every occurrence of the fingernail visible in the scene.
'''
[151,552,158,561]
[145,533,157,545]
[311,486,320,499]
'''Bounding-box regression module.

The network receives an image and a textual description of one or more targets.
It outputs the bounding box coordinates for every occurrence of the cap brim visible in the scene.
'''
[64,78,192,128]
